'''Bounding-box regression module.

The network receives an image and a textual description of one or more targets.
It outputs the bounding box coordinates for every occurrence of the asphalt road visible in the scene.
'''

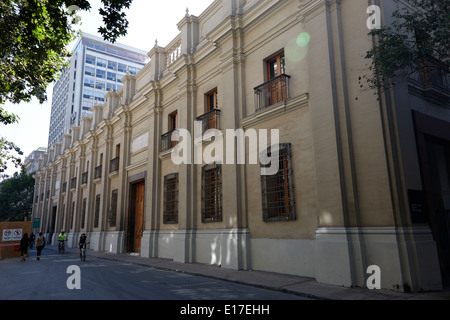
[0,247,308,301]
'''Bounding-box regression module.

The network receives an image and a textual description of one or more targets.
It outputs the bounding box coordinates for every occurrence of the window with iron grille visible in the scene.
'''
[201,163,222,223]
[163,173,179,224]
[81,198,87,229]
[109,189,118,227]
[260,143,296,222]
[94,194,101,228]
[71,201,75,230]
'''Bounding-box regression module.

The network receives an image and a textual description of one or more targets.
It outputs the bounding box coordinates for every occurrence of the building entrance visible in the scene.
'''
[127,181,145,253]
[425,136,450,285]
[414,111,450,286]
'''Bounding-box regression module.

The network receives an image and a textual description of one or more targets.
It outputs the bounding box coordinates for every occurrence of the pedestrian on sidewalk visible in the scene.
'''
[20,233,30,262]
[35,233,45,261]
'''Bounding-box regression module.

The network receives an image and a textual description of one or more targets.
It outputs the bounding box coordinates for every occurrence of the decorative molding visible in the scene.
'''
[241,93,309,128]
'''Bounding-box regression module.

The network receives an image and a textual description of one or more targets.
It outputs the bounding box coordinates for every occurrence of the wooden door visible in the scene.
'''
[134,182,145,253]
[207,90,218,130]
[267,53,286,105]
[169,112,178,148]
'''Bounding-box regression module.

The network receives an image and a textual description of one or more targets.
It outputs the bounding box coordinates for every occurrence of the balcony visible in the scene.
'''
[94,165,102,180]
[419,65,450,90]
[109,157,120,174]
[409,60,450,106]
[70,177,77,190]
[196,109,221,134]
[81,172,88,185]
[254,74,291,112]
[161,129,179,152]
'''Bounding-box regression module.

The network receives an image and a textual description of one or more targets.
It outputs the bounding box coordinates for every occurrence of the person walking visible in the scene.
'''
[35,232,45,261]
[20,233,30,262]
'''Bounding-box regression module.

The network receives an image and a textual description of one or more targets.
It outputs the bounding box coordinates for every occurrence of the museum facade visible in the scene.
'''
[32,0,450,291]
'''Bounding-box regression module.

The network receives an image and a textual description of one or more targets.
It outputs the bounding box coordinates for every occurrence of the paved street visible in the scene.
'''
[0,247,307,301]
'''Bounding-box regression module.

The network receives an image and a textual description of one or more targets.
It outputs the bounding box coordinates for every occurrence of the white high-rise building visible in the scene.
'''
[48,33,148,148]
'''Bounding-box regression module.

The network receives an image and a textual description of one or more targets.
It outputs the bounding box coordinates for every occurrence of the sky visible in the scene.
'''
[1,0,214,177]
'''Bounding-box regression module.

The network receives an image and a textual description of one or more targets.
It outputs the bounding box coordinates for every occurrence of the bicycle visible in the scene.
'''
[79,242,89,262]
[58,240,66,254]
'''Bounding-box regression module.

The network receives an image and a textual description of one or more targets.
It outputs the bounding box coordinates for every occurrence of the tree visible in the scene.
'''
[0,138,24,179]
[0,0,133,107]
[0,171,35,221]
[0,0,133,175]
[363,0,449,92]
[0,109,23,179]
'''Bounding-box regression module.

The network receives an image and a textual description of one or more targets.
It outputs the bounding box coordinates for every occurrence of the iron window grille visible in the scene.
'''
[81,198,87,229]
[201,163,222,223]
[109,189,118,227]
[70,201,75,230]
[163,173,179,224]
[94,194,101,228]
[260,143,296,222]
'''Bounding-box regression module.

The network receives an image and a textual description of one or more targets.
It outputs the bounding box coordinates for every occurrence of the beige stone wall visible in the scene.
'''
[30,0,446,290]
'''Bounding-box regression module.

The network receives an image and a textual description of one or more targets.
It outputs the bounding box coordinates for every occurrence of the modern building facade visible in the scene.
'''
[32,0,450,292]
[47,33,148,148]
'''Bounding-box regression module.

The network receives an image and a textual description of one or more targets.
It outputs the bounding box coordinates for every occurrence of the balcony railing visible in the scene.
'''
[109,157,120,173]
[94,165,102,179]
[71,177,77,190]
[418,66,450,90]
[161,129,179,152]
[254,74,291,112]
[81,172,88,185]
[410,60,450,105]
[196,109,221,133]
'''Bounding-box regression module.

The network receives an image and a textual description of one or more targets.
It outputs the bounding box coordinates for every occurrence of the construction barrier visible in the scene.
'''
[0,221,32,260]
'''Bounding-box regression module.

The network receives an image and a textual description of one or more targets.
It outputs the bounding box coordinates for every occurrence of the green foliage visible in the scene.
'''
[0,171,35,222]
[0,138,24,179]
[363,0,449,91]
[0,0,133,107]
[0,106,20,125]
[0,0,133,178]
[99,0,133,43]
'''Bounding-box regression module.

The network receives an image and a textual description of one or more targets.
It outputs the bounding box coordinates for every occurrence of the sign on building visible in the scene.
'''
[33,218,41,229]
[2,229,23,242]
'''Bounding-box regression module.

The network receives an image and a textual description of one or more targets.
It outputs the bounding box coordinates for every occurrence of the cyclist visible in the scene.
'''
[78,233,88,257]
[58,231,67,252]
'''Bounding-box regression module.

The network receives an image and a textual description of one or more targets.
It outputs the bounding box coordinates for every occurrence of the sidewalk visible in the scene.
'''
[63,246,450,300]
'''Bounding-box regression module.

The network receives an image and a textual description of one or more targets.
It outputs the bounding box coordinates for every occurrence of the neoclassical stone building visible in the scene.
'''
[32,0,450,292]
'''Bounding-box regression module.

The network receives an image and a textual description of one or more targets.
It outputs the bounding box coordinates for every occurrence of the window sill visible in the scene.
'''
[242,93,308,128]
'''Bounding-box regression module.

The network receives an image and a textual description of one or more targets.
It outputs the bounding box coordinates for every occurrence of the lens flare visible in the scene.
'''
[297,32,311,47]
[285,32,310,63]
